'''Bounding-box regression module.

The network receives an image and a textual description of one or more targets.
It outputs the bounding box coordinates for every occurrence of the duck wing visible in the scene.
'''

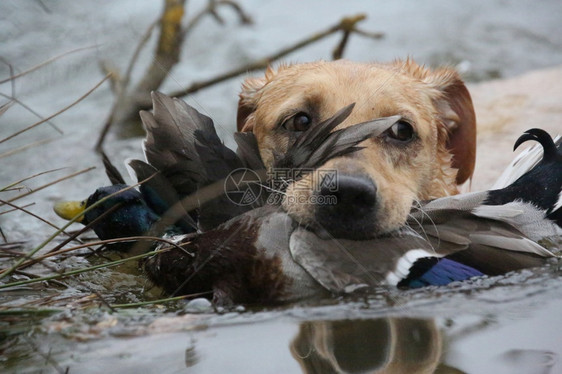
[127,159,197,233]
[142,91,242,193]
[289,226,442,293]
[141,92,260,230]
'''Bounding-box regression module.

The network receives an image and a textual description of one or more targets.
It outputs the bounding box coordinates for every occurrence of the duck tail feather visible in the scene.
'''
[101,151,126,185]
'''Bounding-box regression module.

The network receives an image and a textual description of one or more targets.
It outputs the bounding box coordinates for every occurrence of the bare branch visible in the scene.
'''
[97,10,381,149]
[219,0,253,24]
[164,13,372,101]
[123,20,159,92]
[0,74,111,144]
[0,46,98,85]
[182,0,252,38]
[332,30,351,60]
[95,1,187,149]
[132,0,186,103]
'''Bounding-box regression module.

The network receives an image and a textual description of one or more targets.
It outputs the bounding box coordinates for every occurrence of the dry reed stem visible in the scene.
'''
[0,74,111,144]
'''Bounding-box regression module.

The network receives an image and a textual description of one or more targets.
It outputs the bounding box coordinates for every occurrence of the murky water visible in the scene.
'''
[3,263,562,373]
[1,1,562,373]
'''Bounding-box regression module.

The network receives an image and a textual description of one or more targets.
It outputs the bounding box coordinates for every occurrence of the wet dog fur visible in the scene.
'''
[237,59,476,239]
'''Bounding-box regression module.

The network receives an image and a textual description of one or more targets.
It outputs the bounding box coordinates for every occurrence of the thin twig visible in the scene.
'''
[0,57,16,112]
[7,235,186,274]
[181,0,252,38]
[110,291,212,308]
[95,0,186,150]
[95,106,116,152]
[1,167,67,192]
[0,137,55,159]
[332,30,351,60]
[123,20,159,92]
[0,92,62,134]
[0,46,98,85]
[0,55,62,133]
[0,199,88,249]
[130,0,187,106]
[0,74,111,144]
[93,20,157,152]
[0,248,167,290]
[352,28,385,39]
[0,202,35,215]
[0,101,14,116]
[3,167,95,205]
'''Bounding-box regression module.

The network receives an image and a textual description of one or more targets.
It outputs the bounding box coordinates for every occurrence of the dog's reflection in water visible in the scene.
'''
[290,318,442,374]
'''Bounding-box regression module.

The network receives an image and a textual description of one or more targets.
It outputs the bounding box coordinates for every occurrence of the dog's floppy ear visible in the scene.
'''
[430,69,476,185]
[410,64,475,185]
[398,60,476,185]
[237,76,266,132]
[237,65,283,132]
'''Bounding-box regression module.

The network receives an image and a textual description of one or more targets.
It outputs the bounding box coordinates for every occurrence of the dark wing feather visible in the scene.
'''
[293,103,356,149]
[102,152,126,185]
[275,103,400,170]
[193,130,243,182]
[275,104,355,169]
[300,116,401,169]
[142,91,243,193]
[128,159,197,233]
[234,132,266,171]
[141,92,254,229]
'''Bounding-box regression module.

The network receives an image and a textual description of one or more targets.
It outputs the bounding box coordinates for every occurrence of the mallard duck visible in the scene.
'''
[55,92,399,245]
[54,93,561,305]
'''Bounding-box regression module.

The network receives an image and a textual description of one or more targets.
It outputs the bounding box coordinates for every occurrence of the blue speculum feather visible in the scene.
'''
[401,258,485,289]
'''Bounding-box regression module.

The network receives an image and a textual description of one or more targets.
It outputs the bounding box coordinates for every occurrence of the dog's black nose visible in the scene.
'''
[315,174,377,239]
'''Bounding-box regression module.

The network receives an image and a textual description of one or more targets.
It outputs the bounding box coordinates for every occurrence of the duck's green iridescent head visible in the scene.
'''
[54,184,159,249]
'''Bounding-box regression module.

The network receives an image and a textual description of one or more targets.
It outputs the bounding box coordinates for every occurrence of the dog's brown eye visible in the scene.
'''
[386,121,414,142]
[283,112,311,132]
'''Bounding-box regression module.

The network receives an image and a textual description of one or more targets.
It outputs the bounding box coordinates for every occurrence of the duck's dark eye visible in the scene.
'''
[283,112,311,132]
[385,121,414,142]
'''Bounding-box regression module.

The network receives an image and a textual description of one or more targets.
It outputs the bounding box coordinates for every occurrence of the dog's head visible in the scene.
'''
[237,60,476,239]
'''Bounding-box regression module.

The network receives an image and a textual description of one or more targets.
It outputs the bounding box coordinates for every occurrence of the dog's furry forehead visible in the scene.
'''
[245,60,447,99]
[265,60,406,82]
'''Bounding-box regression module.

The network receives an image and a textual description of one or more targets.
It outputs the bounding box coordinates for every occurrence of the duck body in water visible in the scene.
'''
[54,94,561,305]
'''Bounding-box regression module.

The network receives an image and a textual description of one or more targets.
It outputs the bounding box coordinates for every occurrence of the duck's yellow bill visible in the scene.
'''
[53,200,87,222]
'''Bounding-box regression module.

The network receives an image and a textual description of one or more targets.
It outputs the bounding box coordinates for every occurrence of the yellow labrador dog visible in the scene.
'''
[237,59,476,239]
